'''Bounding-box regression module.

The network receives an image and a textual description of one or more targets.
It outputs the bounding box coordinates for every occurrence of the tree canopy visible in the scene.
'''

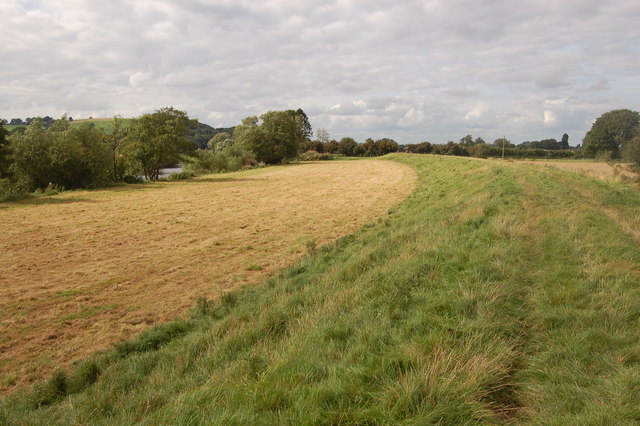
[235,110,306,164]
[126,107,192,180]
[9,119,110,190]
[582,109,640,157]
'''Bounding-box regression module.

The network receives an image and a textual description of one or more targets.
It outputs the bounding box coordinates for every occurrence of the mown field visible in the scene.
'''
[0,160,415,394]
[2,154,640,424]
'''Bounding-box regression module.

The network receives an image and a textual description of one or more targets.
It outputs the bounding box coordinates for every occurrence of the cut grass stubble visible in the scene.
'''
[0,160,415,394]
[2,155,640,424]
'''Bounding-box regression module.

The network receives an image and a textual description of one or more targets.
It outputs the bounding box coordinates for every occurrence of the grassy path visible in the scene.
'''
[2,155,639,424]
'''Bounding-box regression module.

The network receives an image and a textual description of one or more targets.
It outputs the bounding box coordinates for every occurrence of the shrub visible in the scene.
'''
[298,150,333,161]
[0,178,26,202]
[166,171,196,181]
[182,145,252,175]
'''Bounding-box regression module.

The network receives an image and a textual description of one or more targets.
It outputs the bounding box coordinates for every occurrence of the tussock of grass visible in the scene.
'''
[2,154,640,424]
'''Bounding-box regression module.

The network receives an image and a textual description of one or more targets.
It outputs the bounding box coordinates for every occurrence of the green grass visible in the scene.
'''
[2,154,640,424]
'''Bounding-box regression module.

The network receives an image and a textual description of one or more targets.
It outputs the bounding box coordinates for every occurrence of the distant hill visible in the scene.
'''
[188,122,235,149]
[3,117,235,149]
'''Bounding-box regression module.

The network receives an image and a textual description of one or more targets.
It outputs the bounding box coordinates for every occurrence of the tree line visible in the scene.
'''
[0,107,319,200]
[2,106,638,201]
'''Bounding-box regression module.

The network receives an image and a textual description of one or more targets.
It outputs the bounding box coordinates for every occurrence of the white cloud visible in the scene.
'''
[1,0,639,144]
[128,71,153,87]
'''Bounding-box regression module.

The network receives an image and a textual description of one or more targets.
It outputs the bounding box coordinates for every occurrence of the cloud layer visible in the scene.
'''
[1,0,639,144]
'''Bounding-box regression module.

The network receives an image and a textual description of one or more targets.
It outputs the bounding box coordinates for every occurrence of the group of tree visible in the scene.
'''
[0,107,196,199]
[0,107,319,200]
[176,109,313,175]
[403,134,575,159]
[3,116,59,127]
[581,109,640,165]
[300,130,399,157]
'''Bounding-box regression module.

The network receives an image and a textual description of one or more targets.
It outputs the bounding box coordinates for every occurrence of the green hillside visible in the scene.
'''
[2,155,640,424]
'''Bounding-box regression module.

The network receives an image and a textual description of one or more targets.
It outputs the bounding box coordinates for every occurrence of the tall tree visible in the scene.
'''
[623,133,640,167]
[104,115,127,181]
[582,109,640,157]
[125,107,192,180]
[295,108,313,141]
[235,110,305,164]
[337,137,358,156]
[493,138,513,147]
[9,118,110,190]
[459,134,474,146]
[560,133,569,149]
[316,128,330,144]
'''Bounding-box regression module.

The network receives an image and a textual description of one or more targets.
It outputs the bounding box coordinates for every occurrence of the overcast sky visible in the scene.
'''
[1,0,639,145]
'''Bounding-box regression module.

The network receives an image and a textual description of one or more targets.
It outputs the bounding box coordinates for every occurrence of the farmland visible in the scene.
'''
[0,160,415,394]
[2,154,640,424]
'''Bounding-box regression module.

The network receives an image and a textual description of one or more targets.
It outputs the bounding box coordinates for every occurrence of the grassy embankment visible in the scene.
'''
[2,154,640,424]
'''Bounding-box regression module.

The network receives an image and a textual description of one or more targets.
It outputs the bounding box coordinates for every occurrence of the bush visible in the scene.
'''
[298,150,333,161]
[0,178,26,202]
[166,171,197,181]
[9,120,111,191]
[182,145,255,175]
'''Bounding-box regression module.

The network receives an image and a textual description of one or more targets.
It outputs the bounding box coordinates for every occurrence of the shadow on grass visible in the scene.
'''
[189,177,267,184]
[1,196,97,209]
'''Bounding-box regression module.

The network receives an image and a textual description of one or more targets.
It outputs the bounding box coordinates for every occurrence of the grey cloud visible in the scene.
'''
[1,0,639,144]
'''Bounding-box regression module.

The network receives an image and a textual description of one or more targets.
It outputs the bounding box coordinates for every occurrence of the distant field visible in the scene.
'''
[68,118,132,134]
[518,159,638,181]
[0,160,415,394]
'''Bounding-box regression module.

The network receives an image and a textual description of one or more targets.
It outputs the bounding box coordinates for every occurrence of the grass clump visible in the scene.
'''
[114,320,192,356]
[2,154,640,424]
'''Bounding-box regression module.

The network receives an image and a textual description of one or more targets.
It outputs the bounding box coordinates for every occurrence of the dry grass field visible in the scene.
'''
[0,160,415,393]
[519,159,638,181]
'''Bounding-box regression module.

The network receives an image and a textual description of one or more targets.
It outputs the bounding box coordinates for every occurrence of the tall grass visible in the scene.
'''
[2,154,639,424]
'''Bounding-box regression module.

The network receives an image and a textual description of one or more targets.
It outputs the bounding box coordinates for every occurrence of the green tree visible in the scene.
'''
[125,107,192,180]
[623,133,640,168]
[9,118,110,190]
[459,134,474,146]
[560,133,569,149]
[9,119,54,189]
[582,109,640,158]
[405,142,432,154]
[207,132,234,152]
[104,115,128,181]
[337,137,358,156]
[493,138,513,148]
[0,121,9,178]
[296,109,313,141]
[235,110,305,164]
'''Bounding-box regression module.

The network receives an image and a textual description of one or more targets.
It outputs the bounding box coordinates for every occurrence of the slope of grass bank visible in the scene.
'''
[2,154,640,424]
